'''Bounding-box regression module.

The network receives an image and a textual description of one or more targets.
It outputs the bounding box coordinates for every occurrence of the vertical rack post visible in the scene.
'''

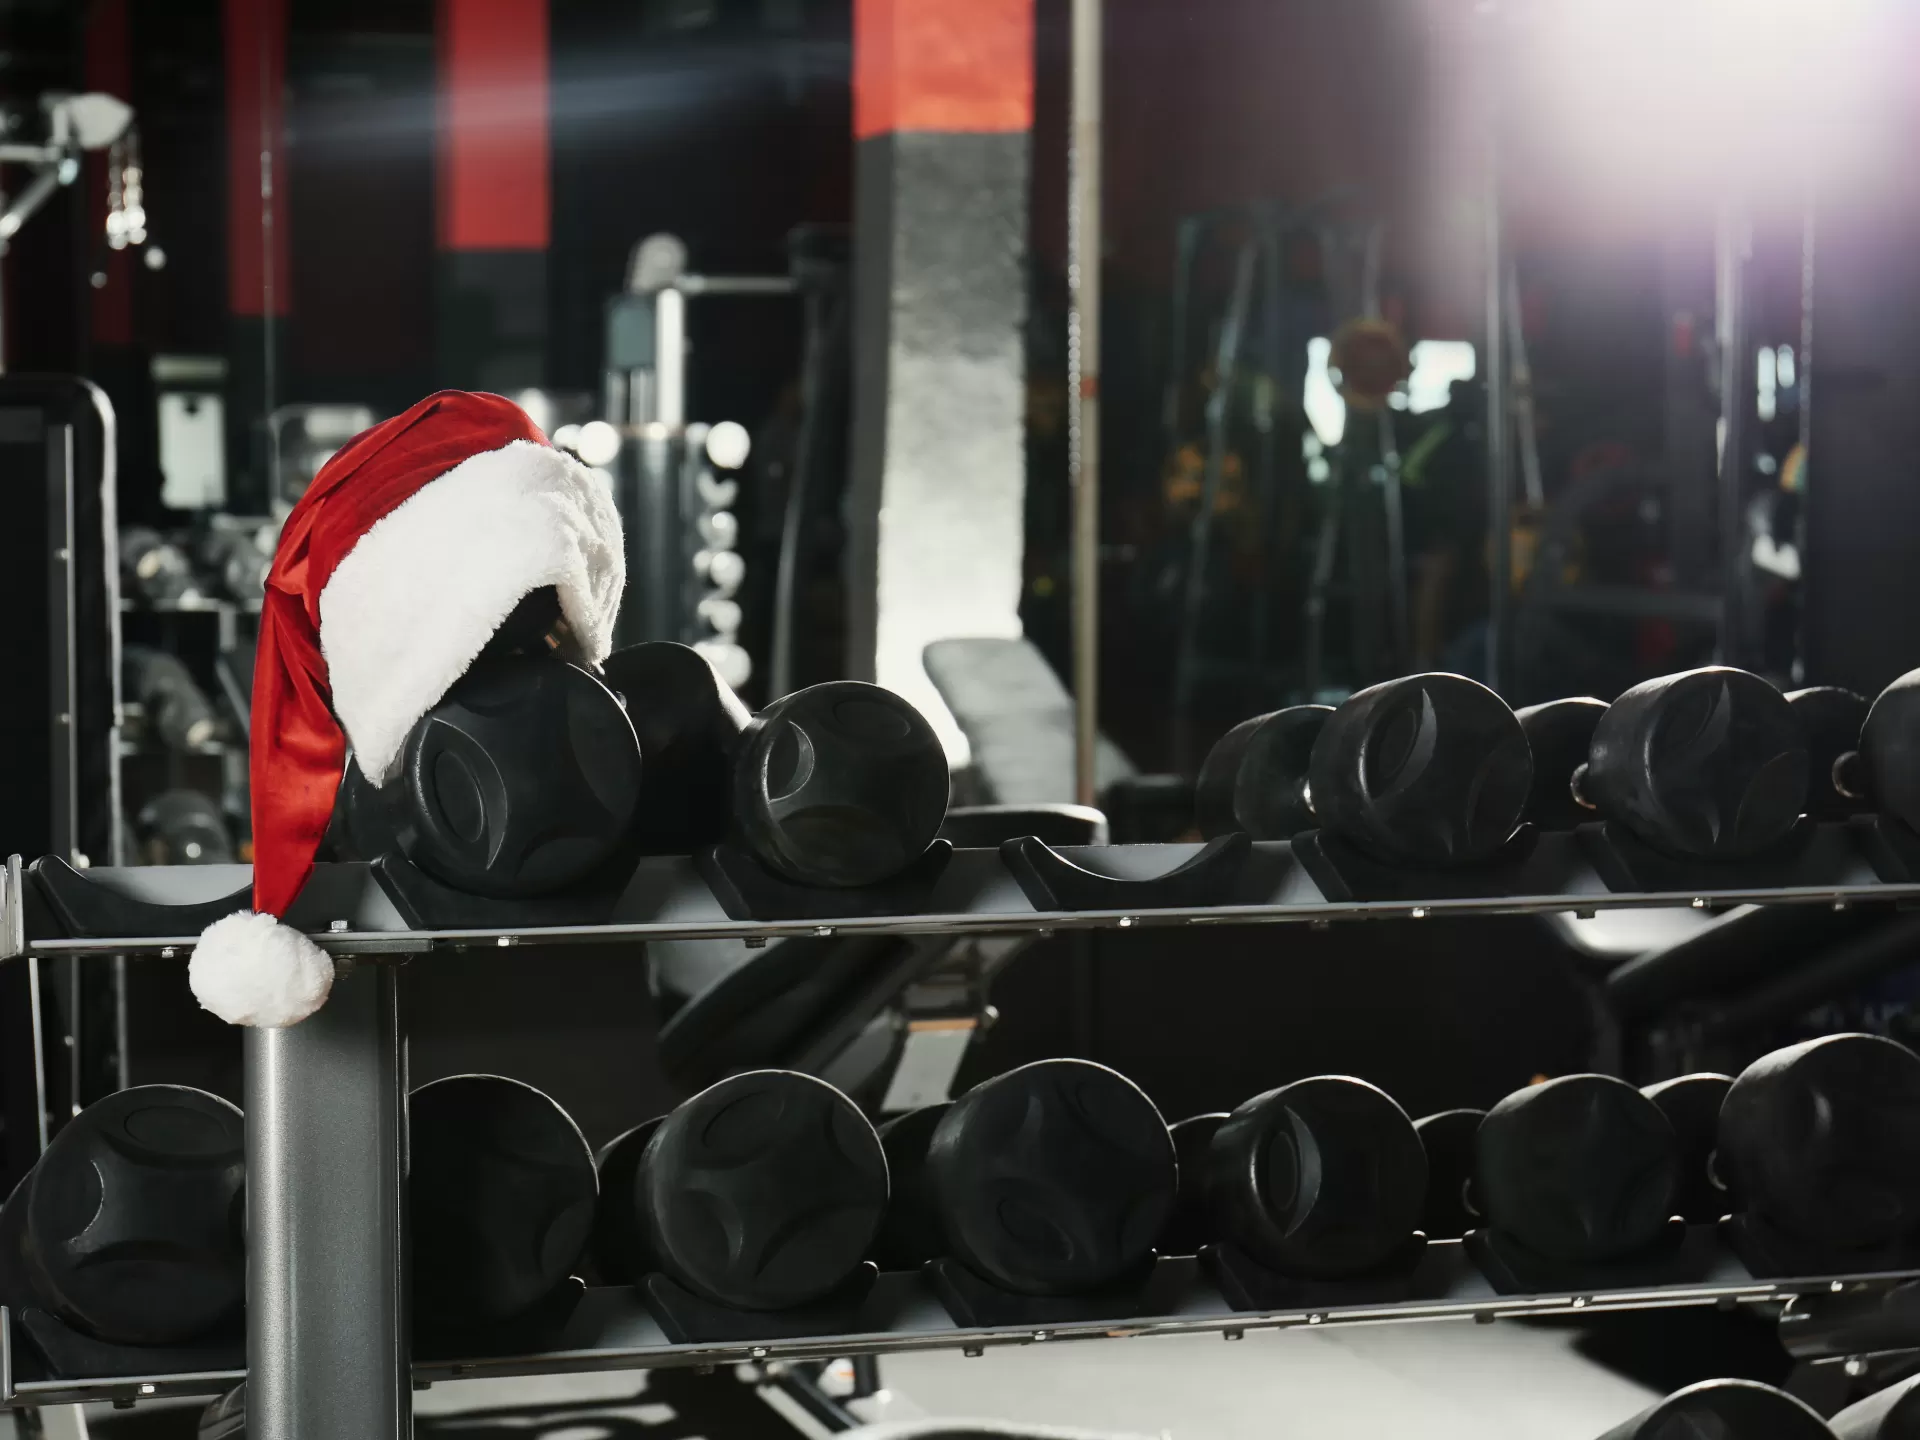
[1068,0,1103,806]
[1480,5,1512,696]
[245,963,408,1440]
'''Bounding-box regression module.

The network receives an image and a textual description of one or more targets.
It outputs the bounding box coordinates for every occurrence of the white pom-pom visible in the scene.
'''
[188,911,335,1027]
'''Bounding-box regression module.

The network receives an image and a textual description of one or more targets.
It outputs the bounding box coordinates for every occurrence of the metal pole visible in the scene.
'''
[1715,199,1753,669]
[1067,0,1103,807]
[1481,5,1512,695]
[656,287,687,430]
[246,963,409,1440]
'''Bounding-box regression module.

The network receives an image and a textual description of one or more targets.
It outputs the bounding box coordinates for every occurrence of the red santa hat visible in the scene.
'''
[188,390,625,1026]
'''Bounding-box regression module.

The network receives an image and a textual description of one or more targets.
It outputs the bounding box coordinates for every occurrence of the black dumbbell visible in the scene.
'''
[1513,697,1607,831]
[1833,1370,1920,1439]
[409,1075,597,1330]
[1787,686,1870,821]
[1642,1073,1732,1226]
[1718,1034,1920,1254]
[589,1117,663,1285]
[1307,673,1533,866]
[924,1059,1176,1296]
[605,1070,887,1311]
[732,681,950,888]
[1159,1112,1229,1255]
[135,789,235,866]
[0,1086,245,1345]
[1413,1109,1485,1241]
[1194,707,1331,840]
[1204,1077,1427,1278]
[1595,1379,1836,1440]
[1583,666,1808,860]
[379,654,643,896]
[870,1103,951,1271]
[1474,1074,1679,1263]
[600,641,751,855]
[1837,669,1920,831]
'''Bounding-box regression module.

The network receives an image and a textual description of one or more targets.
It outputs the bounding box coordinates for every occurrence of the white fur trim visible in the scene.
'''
[188,911,335,1027]
[319,439,625,786]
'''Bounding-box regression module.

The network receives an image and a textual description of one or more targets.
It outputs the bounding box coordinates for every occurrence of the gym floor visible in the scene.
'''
[55,1318,1680,1439]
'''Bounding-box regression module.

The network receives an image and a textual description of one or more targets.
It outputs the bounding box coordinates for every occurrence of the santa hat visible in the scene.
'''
[188,391,625,1026]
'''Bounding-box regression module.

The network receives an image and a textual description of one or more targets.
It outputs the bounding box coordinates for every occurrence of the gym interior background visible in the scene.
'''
[4,0,1920,1436]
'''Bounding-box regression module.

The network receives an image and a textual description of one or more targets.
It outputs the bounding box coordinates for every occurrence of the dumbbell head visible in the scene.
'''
[639,1070,887,1311]
[600,642,751,855]
[1513,697,1607,831]
[734,681,950,888]
[870,1103,951,1272]
[1594,1379,1837,1440]
[1585,667,1807,859]
[1786,687,1869,822]
[1413,1109,1486,1241]
[1642,1073,1732,1226]
[1474,1074,1679,1262]
[409,1075,597,1328]
[1854,668,1920,830]
[1205,1077,1427,1278]
[590,1117,663,1284]
[12,1086,245,1345]
[386,655,642,897]
[1832,1371,1920,1440]
[927,1059,1176,1296]
[1307,673,1532,866]
[1718,1034,1920,1250]
[1193,707,1331,840]
[1160,1112,1229,1256]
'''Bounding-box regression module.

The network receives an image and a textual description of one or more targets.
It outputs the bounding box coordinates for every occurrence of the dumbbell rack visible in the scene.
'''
[7,831,1920,1438]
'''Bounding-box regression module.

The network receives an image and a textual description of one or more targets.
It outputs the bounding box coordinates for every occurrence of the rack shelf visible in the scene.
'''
[8,1246,1916,1410]
[5,826,1916,964]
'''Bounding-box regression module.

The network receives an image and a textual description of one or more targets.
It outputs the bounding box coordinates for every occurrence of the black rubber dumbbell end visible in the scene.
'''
[1307,673,1532,867]
[1194,706,1331,840]
[1205,1076,1427,1279]
[1718,1033,1920,1252]
[1592,1378,1835,1440]
[640,1070,888,1311]
[1474,1074,1679,1264]
[409,1075,598,1328]
[926,1059,1176,1297]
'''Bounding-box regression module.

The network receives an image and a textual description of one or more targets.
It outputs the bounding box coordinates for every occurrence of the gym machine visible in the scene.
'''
[595,230,852,698]
[0,376,127,1195]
